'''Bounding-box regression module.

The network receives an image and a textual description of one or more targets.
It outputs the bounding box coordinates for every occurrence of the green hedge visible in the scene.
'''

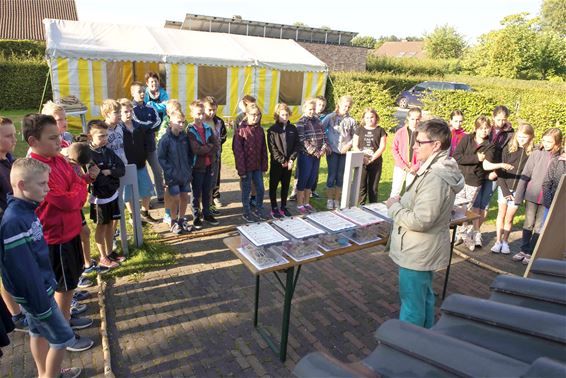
[326,74,398,131]
[0,60,51,110]
[0,40,45,60]
[367,55,462,76]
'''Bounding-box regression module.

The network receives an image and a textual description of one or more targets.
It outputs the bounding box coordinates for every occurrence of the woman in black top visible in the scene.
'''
[352,108,387,204]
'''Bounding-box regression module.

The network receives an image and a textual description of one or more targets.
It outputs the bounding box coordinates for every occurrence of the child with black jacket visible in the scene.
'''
[267,103,300,218]
[87,120,126,269]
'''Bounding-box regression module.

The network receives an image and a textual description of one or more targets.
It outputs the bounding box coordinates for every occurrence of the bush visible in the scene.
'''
[367,55,462,76]
[326,74,397,131]
[0,40,45,60]
[0,59,51,110]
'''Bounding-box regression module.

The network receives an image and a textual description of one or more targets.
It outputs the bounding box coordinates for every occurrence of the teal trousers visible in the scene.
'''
[398,267,435,328]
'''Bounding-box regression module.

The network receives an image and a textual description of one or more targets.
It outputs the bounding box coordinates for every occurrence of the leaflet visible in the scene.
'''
[237,222,288,246]
[272,217,325,239]
[335,207,384,226]
[362,202,392,222]
[306,211,356,232]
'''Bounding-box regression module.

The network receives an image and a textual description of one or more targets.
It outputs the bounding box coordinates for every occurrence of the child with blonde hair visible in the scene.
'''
[100,99,127,164]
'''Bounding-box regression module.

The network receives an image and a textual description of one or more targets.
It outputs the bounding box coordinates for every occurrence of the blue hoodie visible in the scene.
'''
[158,127,193,186]
[0,196,56,320]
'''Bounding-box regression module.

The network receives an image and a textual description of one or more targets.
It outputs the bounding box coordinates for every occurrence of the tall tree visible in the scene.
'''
[424,25,467,59]
[351,35,378,49]
[541,0,566,36]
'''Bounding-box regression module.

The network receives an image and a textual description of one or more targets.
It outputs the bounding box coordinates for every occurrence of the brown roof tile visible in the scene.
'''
[373,41,425,58]
[0,0,78,41]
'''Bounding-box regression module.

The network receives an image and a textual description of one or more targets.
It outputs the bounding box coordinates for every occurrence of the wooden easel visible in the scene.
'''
[524,174,566,277]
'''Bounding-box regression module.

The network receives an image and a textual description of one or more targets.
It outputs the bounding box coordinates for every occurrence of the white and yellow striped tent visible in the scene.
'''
[44,19,328,124]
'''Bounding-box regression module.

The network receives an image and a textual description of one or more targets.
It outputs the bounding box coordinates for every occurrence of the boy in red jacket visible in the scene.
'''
[23,114,94,352]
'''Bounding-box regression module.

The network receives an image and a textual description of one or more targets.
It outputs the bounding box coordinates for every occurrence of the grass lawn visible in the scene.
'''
[1,108,179,278]
[221,125,524,226]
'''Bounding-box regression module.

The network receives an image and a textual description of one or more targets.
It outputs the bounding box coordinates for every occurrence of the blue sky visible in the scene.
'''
[75,0,542,44]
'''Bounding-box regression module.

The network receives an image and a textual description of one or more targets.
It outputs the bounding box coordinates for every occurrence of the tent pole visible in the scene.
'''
[39,65,51,112]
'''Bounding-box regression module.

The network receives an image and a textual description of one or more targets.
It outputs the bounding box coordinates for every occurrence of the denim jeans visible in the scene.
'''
[297,153,320,191]
[398,267,435,329]
[241,170,265,215]
[191,167,213,217]
[326,152,347,188]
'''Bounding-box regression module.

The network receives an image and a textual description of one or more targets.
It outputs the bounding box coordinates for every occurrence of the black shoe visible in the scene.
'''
[311,191,321,198]
[242,213,257,223]
[271,208,283,219]
[288,194,297,201]
[203,214,219,226]
[281,207,292,217]
[140,211,159,225]
[193,217,203,230]
[254,210,269,221]
[209,205,221,216]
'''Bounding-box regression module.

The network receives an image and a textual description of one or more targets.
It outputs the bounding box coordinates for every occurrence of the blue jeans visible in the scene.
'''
[473,180,496,210]
[297,153,320,191]
[326,152,346,188]
[398,267,435,328]
[241,170,264,215]
[24,297,76,349]
[191,167,213,217]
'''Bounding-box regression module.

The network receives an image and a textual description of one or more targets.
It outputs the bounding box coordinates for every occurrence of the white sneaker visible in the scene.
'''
[464,236,475,252]
[501,242,511,254]
[213,198,223,208]
[334,199,341,209]
[512,252,528,261]
[326,199,334,210]
[474,232,483,248]
[522,254,532,265]
[491,241,502,253]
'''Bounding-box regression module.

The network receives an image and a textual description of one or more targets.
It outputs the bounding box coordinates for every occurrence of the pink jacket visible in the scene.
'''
[392,126,420,169]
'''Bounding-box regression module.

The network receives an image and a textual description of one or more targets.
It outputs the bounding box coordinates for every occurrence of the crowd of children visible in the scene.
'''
[0,71,565,376]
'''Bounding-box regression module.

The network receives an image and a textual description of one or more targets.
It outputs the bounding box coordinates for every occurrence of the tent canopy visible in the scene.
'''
[43,19,328,72]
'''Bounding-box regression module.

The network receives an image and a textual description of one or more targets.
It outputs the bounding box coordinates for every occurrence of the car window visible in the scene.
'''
[413,85,426,92]
[428,82,444,90]
[453,83,471,91]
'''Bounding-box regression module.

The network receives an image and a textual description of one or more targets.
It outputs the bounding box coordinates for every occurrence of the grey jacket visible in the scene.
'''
[388,150,465,271]
[322,112,357,154]
[514,149,558,205]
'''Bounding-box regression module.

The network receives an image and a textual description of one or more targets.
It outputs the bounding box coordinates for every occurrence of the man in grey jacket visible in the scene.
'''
[386,119,465,328]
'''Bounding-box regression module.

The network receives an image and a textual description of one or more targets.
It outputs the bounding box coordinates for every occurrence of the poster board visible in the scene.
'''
[525,174,566,277]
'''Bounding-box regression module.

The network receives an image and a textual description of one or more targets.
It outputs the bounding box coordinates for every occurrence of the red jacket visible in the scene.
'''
[392,126,420,170]
[30,153,87,244]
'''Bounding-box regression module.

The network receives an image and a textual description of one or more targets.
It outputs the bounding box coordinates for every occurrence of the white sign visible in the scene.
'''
[306,211,356,232]
[335,207,384,226]
[272,217,325,239]
[237,222,288,246]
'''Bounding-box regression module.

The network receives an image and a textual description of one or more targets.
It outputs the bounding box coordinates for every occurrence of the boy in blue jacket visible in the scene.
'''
[158,109,194,234]
[0,158,80,378]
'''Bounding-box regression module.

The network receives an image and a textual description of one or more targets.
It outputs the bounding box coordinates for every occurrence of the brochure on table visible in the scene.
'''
[335,207,384,227]
[237,245,289,270]
[272,217,326,239]
[306,211,356,233]
[237,222,288,247]
[362,202,392,222]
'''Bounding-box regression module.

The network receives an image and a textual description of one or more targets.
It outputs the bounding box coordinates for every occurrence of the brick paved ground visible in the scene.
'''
[1,165,530,377]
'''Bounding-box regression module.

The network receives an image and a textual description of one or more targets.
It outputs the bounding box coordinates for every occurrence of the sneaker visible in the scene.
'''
[254,209,269,221]
[242,213,257,223]
[288,193,297,202]
[193,217,203,230]
[98,257,119,269]
[83,265,97,275]
[108,252,126,263]
[326,199,334,210]
[60,367,82,378]
[96,265,110,274]
[140,211,159,225]
[181,218,193,232]
[304,204,315,213]
[333,199,341,210]
[66,334,94,352]
[278,208,286,218]
[77,276,94,289]
[474,232,483,248]
[280,207,292,217]
[249,196,257,209]
[522,254,532,265]
[73,290,90,301]
[213,198,223,208]
[271,209,283,219]
[491,241,502,253]
[297,205,308,215]
[12,313,28,332]
[163,212,172,224]
[311,191,321,198]
[501,242,511,254]
[170,222,183,235]
[204,214,220,226]
[70,300,87,316]
[209,205,221,216]
[512,252,529,261]
[463,236,475,252]
[69,315,93,330]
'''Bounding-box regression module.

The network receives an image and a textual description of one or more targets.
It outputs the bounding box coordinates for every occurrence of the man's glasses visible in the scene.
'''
[415,139,436,147]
